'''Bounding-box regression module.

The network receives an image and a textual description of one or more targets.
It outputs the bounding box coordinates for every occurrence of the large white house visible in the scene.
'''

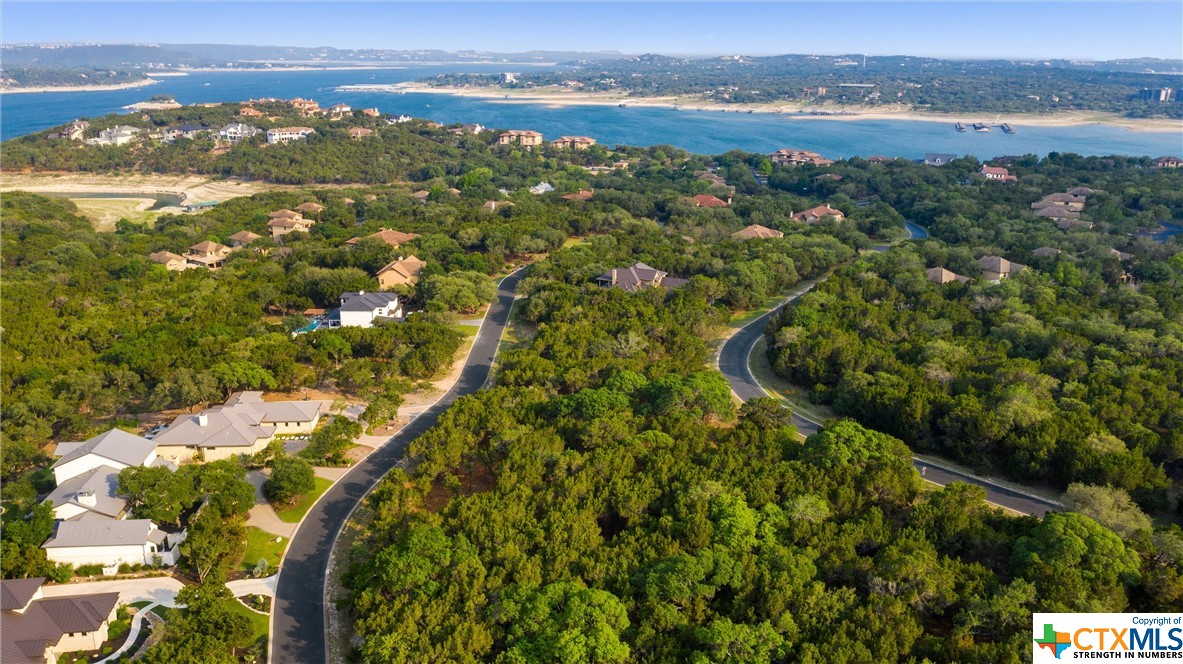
[331,291,403,328]
[51,429,159,485]
[266,126,315,144]
[42,520,184,568]
[86,125,140,146]
[44,429,172,521]
[216,123,262,142]
[152,392,324,462]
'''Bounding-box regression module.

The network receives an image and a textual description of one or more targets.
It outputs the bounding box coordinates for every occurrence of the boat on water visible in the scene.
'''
[1000,123,1015,134]
[973,123,991,132]
[955,123,966,132]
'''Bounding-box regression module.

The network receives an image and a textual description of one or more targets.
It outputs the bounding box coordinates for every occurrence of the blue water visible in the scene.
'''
[4,66,1181,158]
[1145,222,1183,242]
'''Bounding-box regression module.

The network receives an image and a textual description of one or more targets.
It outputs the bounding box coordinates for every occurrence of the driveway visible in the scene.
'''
[245,469,297,538]
[39,576,185,607]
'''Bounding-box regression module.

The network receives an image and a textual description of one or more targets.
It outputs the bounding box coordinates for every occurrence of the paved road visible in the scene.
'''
[717,284,1061,518]
[270,268,527,664]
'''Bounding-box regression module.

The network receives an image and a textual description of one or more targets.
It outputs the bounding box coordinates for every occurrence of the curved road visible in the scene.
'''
[717,281,1061,518]
[270,268,527,663]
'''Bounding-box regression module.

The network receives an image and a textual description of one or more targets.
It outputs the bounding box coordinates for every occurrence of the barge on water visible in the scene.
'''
[955,122,967,132]
[973,123,991,132]
[1000,123,1015,134]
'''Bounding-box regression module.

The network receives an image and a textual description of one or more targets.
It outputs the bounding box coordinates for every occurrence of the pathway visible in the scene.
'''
[245,469,297,538]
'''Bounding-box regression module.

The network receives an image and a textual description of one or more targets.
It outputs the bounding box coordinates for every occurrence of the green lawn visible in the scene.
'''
[129,600,152,609]
[242,527,286,574]
[221,597,269,648]
[274,477,333,523]
[451,323,480,338]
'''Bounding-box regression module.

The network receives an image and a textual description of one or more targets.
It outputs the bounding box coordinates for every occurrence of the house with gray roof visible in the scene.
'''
[42,519,183,568]
[1,578,120,664]
[331,291,404,328]
[596,262,690,292]
[977,255,1027,282]
[153,393,324,462]
[43,466,127,522]
[924,153,957,166]
[51,429,159,486]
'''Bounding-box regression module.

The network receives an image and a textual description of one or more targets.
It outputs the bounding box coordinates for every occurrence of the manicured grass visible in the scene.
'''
[451,323,480,338]
[242,526,286,574]
[274,477,333,523]
[129,600,152,609]
[220,597,269,647]
[150,605,172,620]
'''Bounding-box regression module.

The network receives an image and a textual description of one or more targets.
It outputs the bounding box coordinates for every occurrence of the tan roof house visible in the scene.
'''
[238,107,264,117]
[267,216,315,240]
[977,255,1027,282]
[926,267,971,284]
[562,190,595,202]
[551,136,596,150]
[149,250,191,271]
[295,202,326,215]
[732,224,784,240]
[498,130,544,147]
[345,228,421,248]
[377,255,428,288]
[153,392,324,462]
[1032,246,1062,258]
[1151,156,1182,169]
[348,127,373,140]
[186,241,231,270]
[411,190,431,203]
[1057,219,1095,231]
[228,230,262,248]
[1,578,120,664]
[1035,207,1081,220]
[268,209,302,220]
[792,205,846,224]
[769,149,834,166]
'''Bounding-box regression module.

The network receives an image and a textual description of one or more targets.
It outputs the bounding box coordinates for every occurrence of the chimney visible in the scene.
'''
[727,196,732,206]
[359,290,365,295]
[76,489,97,507]
[197,413,208,427]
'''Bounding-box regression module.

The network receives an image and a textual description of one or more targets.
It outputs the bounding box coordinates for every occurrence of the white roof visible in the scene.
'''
[44,519,156,549]
[52,428,156,471]
[43,466,127,519]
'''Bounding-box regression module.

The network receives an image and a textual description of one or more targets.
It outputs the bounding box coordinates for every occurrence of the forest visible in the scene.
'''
[424,53,1183,118]
[0,66,149,89]
[343,233,1183,663]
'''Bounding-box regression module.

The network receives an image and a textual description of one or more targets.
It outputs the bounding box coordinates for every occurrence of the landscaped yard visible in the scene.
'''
[242,526,286,574]
[275,477,332,523]
[451,323,480,338]
[221,596,269,646]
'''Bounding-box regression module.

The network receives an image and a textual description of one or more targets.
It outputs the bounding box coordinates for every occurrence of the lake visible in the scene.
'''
[4,66,1181,158]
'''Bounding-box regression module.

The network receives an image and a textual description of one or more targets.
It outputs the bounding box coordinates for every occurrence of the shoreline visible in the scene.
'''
[391,83,1183,133]
[1,78,161,94]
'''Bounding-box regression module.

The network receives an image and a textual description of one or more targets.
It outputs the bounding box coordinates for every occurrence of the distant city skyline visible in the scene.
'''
[3,2,1182,61]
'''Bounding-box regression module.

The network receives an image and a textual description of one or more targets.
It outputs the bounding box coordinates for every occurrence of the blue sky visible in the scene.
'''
[3,2,1181,60]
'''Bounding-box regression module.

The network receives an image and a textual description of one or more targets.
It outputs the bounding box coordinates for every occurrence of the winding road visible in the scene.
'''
[270,267,527,663]
[716,278,1061,518]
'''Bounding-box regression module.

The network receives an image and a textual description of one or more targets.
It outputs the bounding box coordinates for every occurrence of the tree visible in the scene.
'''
[499,582,631,664]
[196,460,256,519]
[117,466,199,526]
[419,271,496,314]
[1061,483,1152,538]
[264,455,316,506]
[179,506,245,582]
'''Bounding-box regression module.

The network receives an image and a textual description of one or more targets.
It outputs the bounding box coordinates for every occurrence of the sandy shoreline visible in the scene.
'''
[392,83,1183,133]
[0,172,276,205]
[1,78,162,94]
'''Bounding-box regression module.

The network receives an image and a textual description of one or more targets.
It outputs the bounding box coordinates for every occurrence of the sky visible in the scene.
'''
[3,2,1182,61]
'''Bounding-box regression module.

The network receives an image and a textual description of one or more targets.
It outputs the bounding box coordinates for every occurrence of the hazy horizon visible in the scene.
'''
[3,2,1181,62]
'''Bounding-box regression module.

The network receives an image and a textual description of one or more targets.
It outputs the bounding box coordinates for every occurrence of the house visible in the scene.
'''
[348,127,373,140]
[376,255,427,288]
[266,127,315,144]
[43,520,183,567]
[1151,156,1183,169]
[482,200,514,212]
[1066,187,1095,196]
[160,124,209,141]
[216,123,262,142]
[333,291,404,328]
[228,230,262,248]
[529,182,555,195]
[596,262,689,292]
[692,194,729,208]
[1035,207,1081,220]
[267,212,314,240]
[186,241,232,270]
[696,171,729,188]
[43,466,127,521]
[1109,248,1133,261]
[926,267,970,284]
[361,108,380,117]
[977,255,1026,282]
[1032,246,1062,258]
[153,393,323,462]
[289,98,320,115]
[51,429,159,487]
[148,250,191,271]
[1,578,120,664]
[1057,219,1095,231]
[924,153,957,166]
[238,107,265,118]
[551,136,596,150]
[410,190,431,203]
[979,165,1017,182]
[50,119,89,141]
[345,228,420,248]
[769,149,834,166]
[1034,193,1086,209]
[866,155,894,164]
[387,114,414,124]
[329,103,352,116]
[86,125,140,146]
[498,130,544,147]
[295,201,326,215]
[732,224,784,240]
[562,190,595,202]
[792,205,846,224]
